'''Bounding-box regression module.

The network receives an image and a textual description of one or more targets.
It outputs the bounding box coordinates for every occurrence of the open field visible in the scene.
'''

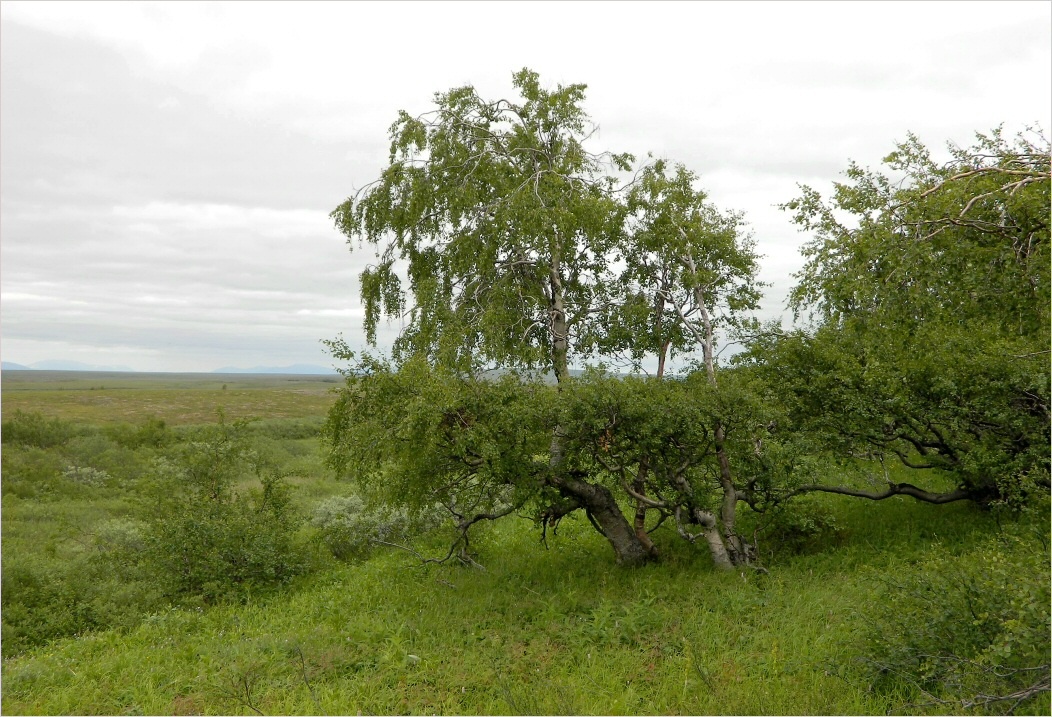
[1,371,340,425]
[2,372,1048,715]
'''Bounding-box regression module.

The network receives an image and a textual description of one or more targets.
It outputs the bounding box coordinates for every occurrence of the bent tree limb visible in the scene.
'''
[791,482,974,504]
[377,502,523,569]
[552,472,653,566]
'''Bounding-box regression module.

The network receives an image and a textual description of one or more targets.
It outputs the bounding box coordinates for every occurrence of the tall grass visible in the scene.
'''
[3,495,1019,715]
[2,375,1047,715]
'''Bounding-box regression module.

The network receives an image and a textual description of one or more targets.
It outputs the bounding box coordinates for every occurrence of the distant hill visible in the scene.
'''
[3,360,138,372]
[2,362,32,371]
[212,364,337,375]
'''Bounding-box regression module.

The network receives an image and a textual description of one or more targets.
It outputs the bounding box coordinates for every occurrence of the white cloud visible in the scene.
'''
[296,308,365,318]
[1,1,1048,371]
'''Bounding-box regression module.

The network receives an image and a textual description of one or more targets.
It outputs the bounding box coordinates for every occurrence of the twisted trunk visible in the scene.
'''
[632,460,659,558]
[548,247,652,566]
[671,249,750,567]
[554,474,652,566]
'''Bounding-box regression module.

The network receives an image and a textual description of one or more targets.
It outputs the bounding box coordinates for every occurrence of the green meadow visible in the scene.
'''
[0,371,339,425]
[2,372,1048,715]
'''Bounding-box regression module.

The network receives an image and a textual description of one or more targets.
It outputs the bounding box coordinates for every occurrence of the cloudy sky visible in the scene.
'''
[2,1,1049,373]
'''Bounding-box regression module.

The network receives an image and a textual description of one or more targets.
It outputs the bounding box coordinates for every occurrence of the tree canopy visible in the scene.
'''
[328,69,765,567]
[328,69,1049,572]
[750,127,1050,505]
[331,69,632,380]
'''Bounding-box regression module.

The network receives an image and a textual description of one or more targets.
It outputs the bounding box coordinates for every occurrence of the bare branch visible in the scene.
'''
[790,481,972,504]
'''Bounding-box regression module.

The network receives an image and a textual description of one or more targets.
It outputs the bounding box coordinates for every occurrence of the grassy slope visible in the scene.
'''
[0,373,1040,715]
[2,499,998,715]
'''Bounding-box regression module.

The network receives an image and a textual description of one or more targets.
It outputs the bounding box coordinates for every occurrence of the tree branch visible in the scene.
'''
[791,481,972,504]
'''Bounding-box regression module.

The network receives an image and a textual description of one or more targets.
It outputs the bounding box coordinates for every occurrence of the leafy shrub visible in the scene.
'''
[93,517,148,564]
[139,420,306,602]
[60,431,155,486]
[0,446,66,499]
[61,465,111,487]
[1,551,161,658]
[858,520,1051,714]
[64,433,116,464]
[105,417,171,449]
[752,499,843,556]
[310,495,412,560]
[246,417,324,441]
[1,410,76,448]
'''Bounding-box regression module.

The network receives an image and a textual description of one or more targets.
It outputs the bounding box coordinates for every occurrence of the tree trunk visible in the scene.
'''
[549,250,570,385]
[630,289,669,558]
[557,475,652,566]
[632,460,659,558]
[545,247,651,566]
[701,524,734,570]
[715,428,746,564]
[685,265,748,567]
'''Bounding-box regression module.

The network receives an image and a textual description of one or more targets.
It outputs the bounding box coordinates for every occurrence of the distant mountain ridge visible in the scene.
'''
[211,364,337,375]
[2,360,137,372]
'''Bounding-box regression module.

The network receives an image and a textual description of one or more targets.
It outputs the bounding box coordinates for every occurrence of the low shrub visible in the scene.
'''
[105,417,171,449]
[0,446,66,499]
[0,551,162,658]
[750,498,843,557]
[309,495,446,561]
[93,518,148,562]
[310,495,411,560]
[857,517,1051,714]
[1,411,76,449]
[246,417,324,441]
[61,465,111,487]
[138,420,307,602]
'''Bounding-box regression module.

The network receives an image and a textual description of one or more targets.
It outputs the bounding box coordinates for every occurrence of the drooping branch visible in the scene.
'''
[380,500,524,569]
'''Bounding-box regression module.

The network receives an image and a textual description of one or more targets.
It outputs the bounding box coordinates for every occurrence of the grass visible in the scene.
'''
[1,372,1046,715]
[1,371,339,425]
[4,504,956,715]
[1,498,1004,714]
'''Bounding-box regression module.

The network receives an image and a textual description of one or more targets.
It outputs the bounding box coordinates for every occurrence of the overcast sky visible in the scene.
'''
[1,1,1049,373]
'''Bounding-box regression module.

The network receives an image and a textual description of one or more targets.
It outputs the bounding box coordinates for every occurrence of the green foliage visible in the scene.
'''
[325,357,794,567]
[750,128,1051,504]
[788,128,1049,333]
[555,371,723,501]
[104,416,171,449]
[6,373,1037,715]
[2,410,77,448]
[329,69,772,568]
[5,497,1001,716]
[325,355,551,527]
[60,464,111,487]
[331,70,762,384]
[1,401,328,651]
[858,518,1051,714]
[0,416,169,501]
[610,159,764,367]
[750,498,843,557]
[93,517,149,562]
[332,68,633,375]
[244,416,324,441]
[1,445,68,499]
[751,323,1049,501]
[139,420,306,602]
[310,495,443,561]
[1,539,162,658]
